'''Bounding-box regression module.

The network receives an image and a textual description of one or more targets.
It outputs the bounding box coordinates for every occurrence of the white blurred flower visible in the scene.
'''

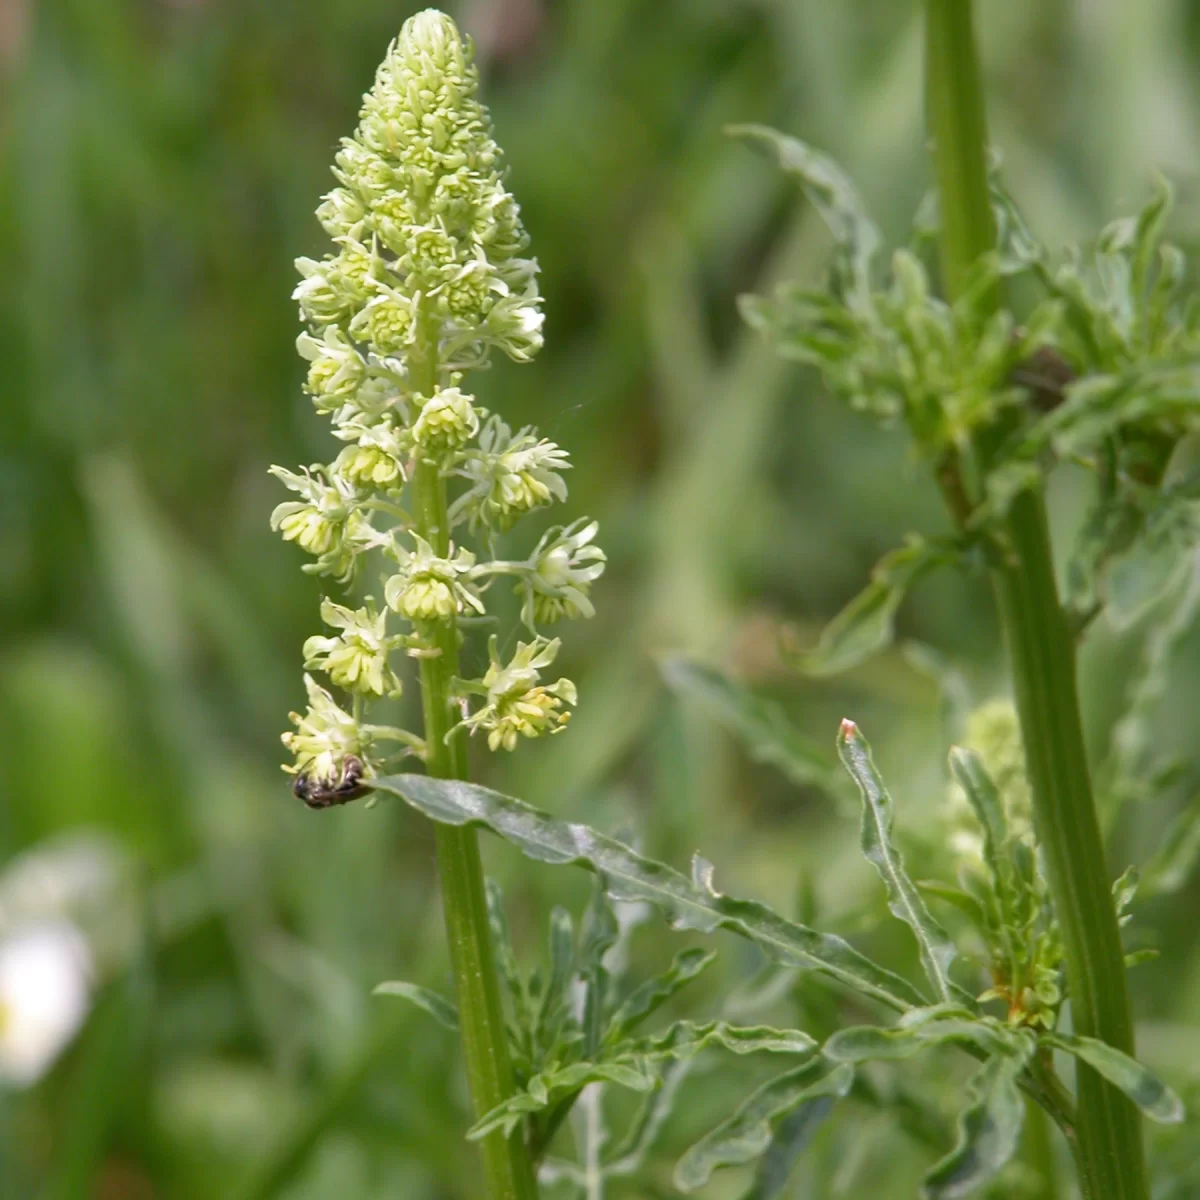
[0,921,92,1087]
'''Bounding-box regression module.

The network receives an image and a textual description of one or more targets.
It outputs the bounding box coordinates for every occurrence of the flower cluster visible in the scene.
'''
[945,700,1064,1028]
[271,11,604,797]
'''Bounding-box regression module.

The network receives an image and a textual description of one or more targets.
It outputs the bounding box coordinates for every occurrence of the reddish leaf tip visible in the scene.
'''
[839,718,858,739]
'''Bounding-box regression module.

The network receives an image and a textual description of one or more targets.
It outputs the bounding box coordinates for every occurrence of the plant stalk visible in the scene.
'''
[411,313,539,1200]
[924,3,1147,1198]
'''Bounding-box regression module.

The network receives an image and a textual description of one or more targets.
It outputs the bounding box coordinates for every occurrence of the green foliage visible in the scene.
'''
[802,537,961,676]
[1040,1033,1184,1123]
[735,127,1059,457]
[921,1050,1030,1200]
[7,2,1200,1197]
[660,656,843,796]
[672,1058,853,1194]
[371,774,926,1012]
[372,754,1183,1196]
[838,721,966,1005]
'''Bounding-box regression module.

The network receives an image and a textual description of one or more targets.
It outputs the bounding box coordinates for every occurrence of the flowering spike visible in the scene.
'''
[272,10,603,792]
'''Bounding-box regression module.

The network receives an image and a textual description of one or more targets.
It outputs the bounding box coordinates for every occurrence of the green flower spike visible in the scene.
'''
[274,7,602,787]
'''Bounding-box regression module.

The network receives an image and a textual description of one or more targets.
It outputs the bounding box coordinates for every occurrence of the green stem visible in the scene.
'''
[411,313,539,1200]
[924,4,1147,1199]
[1023,1095,1061,1200]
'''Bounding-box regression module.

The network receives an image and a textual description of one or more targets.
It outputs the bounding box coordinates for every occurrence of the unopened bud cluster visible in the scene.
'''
[272,11,604,795]
[947,700,1063,1027]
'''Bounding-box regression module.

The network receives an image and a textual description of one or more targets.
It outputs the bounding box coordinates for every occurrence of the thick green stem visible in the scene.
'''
[924,4,1147,1199]
[411,316,539,1200]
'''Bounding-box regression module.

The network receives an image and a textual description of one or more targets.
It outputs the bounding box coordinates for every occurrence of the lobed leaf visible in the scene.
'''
[1041,1032,1184,1124]
[660,656,843,797]
[372,981,459,1031]
[921,1051,1029,1199]
[838,722,968,1006]
[673,1058,854,1194]
[371,773,927,1013]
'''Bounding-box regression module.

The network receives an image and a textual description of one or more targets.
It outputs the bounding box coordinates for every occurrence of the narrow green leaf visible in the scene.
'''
[916,880,989,933]
[605,947,717,1044]
[624,1019,816,1062]
[469,1060,656,1141]
[728,124,880,306]
[372,774,927,1013]
[948,750,1012,888]
[947,748,1023,936]
[825,1014,1024,1064]
[604,1059,692,1175]
[485,877,528,1024]
[372,981,459,1031]
[921,1052,1028,1199]
[1041,1032,1185,1124]
[470,1020,816,1141]
[660,657,842,795]
[534,905,575,1043]
[1112,865,1140,925]
[740,1096,840,1200]
[579,883,619,1056]
[838,721,967,1006]
[673,1058,853,1193]
[1141,792,1200,897]
[805,538,954,676]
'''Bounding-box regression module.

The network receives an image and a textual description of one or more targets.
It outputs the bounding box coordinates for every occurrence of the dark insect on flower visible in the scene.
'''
[292,754,372,809]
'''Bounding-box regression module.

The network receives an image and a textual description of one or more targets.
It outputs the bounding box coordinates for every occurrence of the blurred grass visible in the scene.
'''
[4,0,1200,1196]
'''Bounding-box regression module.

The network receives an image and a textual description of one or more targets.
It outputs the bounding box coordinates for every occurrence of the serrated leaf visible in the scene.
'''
[605,947,716,1044]
[660,657,842,796]
[838,722,967,1006]
[673,1058,854,1193]
[805,538,955,676]
[921,1051,1028,1199]
[1040,1032,1185,1123]
[372,981,459,1031]
[728,124,880,307]
[371,774,927,1013]
[470,1020,817,1141]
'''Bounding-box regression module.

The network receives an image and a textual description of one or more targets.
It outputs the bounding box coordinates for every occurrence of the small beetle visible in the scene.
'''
[292,755,372,809]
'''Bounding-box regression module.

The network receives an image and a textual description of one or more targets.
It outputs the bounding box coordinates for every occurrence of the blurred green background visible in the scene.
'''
[4,1,1200,1196]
